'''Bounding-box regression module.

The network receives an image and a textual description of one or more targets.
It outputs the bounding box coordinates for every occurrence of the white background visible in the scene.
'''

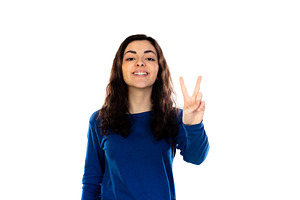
[1,0,299,199]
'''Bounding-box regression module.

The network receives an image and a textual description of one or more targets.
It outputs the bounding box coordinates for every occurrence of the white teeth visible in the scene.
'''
[133,72,148,75]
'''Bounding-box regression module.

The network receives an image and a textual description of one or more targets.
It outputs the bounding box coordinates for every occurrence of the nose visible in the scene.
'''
[136,58,145,67]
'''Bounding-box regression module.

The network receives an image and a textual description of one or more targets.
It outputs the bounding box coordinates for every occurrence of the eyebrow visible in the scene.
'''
[124,50,157,56]
[144,50,157,56]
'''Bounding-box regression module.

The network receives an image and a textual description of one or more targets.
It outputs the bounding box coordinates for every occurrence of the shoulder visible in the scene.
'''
[172,107,183,124]
[89,109,101,125]
[173,107,183,117]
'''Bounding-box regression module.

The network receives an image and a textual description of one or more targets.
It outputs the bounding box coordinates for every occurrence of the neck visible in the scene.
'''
[127,86,152,114]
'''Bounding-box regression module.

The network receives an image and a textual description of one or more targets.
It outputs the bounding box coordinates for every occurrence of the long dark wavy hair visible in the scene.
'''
[97,34,180,143]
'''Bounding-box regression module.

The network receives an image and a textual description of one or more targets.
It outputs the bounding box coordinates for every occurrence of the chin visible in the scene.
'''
[129,85,153,90]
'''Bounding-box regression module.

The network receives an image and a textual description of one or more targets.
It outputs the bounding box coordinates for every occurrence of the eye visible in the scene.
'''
[146,58,155,61]
[126,58,135,61]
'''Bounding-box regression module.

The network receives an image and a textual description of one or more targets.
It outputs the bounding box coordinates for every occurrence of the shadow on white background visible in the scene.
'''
[0,1,299,199]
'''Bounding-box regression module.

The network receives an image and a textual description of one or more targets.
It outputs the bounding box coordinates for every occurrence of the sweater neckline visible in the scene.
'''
[127,110,152,118]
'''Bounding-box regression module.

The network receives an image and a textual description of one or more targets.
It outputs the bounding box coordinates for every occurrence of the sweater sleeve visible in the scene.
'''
[175,110,210,165]
[81,112,105,200]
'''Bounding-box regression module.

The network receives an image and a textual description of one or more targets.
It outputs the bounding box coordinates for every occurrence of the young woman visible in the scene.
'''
[81,34,209,200]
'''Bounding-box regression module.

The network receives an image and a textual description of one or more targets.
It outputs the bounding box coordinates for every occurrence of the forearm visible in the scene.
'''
[179,121,210,165]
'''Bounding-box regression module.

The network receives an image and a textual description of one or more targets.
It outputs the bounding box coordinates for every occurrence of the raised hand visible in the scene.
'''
[179,76,206,125]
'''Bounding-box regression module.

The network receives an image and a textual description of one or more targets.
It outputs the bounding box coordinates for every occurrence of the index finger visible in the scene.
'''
[192,76,202,97]
[180,77,189,99]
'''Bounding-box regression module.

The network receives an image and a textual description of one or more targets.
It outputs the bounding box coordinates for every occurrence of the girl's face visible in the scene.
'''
[122,40,159,90]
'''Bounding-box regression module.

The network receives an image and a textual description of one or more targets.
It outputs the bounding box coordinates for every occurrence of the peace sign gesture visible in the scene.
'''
[180,76,206,125]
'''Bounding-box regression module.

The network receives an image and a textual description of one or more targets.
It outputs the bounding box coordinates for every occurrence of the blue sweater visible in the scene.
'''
[81,109,209,200]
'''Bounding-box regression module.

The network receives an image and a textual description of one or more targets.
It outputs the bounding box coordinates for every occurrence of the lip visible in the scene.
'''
[132,71,149,77]
[132,70,149,74]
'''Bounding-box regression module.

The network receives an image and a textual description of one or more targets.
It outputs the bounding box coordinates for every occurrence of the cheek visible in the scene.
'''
[121,64,131,84]
[154,65,159,76]
[121,65,126,77]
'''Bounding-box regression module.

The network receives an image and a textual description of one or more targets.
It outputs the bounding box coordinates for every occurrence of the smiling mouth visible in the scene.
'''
[132,72,149,76]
